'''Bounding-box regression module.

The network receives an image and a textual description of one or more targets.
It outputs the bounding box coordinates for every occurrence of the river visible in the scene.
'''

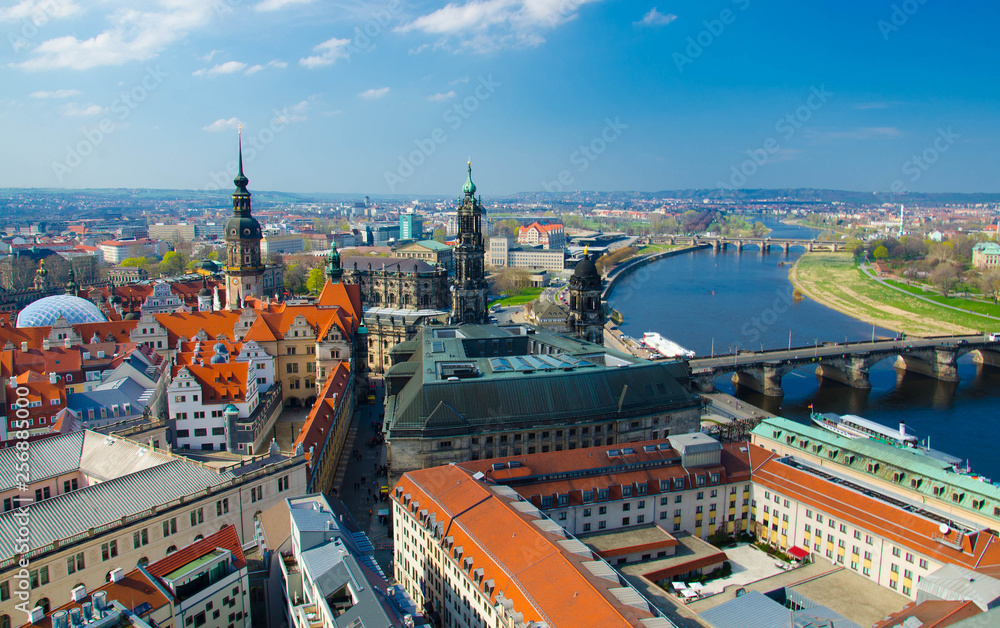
[607,217,1000,479]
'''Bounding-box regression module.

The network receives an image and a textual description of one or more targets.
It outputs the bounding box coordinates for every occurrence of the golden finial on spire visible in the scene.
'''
[238,123,242,135]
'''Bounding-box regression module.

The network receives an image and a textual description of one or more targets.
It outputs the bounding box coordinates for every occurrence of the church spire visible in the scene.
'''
[462,159,476,196]
[234,125,249,194]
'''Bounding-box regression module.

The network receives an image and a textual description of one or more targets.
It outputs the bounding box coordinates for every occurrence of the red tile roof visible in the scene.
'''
[147,524,246,578]
[873,600,981,628]
[294,361,352,464]
[395,465,664,628]
[748,444,1000,571]
[174,362,252,404]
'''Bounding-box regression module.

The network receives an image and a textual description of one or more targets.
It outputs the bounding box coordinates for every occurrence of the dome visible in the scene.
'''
[224,215,262,240]
[572,255,599,279]
[198,286,211,297]
[223,404,239,415]
[213,342,228,354]
[16,295,108,328]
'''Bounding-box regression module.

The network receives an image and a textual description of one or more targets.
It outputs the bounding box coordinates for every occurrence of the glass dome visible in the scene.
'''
[17,295,108,327]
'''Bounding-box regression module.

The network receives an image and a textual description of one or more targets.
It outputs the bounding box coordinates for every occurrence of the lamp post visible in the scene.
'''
[814,338,819,357]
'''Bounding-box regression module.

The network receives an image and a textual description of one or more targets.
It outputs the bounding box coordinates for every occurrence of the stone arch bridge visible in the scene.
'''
[687,335,1000,396]
[649,235,845,253]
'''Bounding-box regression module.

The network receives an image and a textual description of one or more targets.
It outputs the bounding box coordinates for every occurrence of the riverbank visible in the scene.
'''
[789,253,1000,336]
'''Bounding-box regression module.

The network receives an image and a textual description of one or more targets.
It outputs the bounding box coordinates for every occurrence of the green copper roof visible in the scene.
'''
[463,161,476,196]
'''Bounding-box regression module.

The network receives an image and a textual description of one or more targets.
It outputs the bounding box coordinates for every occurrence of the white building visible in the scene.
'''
[99,238,167,264]
[169,357,259,452]
[141,281,184,314]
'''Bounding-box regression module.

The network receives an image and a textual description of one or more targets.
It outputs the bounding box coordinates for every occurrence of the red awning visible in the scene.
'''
[788,546,810,559]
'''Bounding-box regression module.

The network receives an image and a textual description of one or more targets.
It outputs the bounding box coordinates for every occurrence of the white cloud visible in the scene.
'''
[426,91,456,101]
[299,37,350,68]
[62,102,104,116]
[200,49,223,63]
[358,87,390,100]
[29,89,81,98]
[396,0,604,52]
[449,76,470,84]
[192,60,248,77]
[0,0,81,22]
[807,127,902,141]
[245,59,287,75]
[203,117,241,132]
[13,0,224,71]
[634,7,676,27]
[254,0,313,11]
[274,100,310,124]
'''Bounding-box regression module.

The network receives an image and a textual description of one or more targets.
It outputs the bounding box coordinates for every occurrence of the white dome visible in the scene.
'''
[17,295,108,327]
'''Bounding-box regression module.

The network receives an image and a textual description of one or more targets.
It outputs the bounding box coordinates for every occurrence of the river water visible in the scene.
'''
[608,217,1000,478]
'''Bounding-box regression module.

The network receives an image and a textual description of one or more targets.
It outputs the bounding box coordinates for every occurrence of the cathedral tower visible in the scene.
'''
[450,161,488,324]
[224,129,264,309]
[567,252,605,343]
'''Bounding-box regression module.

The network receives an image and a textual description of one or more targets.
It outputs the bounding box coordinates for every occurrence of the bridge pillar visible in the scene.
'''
[690,373,717,393]
[782,242,790,254]
[760,243,768,255]
[736,241,744,253]
[973,349,1000,368]
[815,359,871,389]
[894,348,959,382]
[713,240,721,251]
[730,371,763,394]
[808,242,814,252]
[761,364,785,396]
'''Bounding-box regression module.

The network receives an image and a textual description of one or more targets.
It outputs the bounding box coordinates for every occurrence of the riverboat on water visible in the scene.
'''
[641,332,695,359]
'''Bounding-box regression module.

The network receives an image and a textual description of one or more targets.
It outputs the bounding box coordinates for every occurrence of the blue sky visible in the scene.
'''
[0,0,997,195]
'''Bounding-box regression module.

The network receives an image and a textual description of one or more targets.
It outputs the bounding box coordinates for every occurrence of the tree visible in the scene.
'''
[284,264,307,293]
[979,268,1000,304]
[119,257,152,270]
[432,227,447,243]
[872,245,889,260]
[159,251,184,276]
[931,263,960,296]
[306,267,326,294]
[207,250,220,261]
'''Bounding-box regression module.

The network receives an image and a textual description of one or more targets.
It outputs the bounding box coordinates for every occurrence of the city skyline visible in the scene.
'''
[0,0,997,195]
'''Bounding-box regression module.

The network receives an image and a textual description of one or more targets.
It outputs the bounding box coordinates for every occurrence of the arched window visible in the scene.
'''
[166,545,177,555]
[36,598,50,614]
[137,557,149,568]
[193,535,204,542]
[2,613,11,628]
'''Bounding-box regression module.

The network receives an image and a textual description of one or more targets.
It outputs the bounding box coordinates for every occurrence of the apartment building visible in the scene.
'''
[14,526,250,628]
[393,464,676,628]
[456,433,752,540]
[517,222,566,250]
[279,494,418,628]
[748,444,1000,601]
[0,430,306,619]
[168,360,260,452]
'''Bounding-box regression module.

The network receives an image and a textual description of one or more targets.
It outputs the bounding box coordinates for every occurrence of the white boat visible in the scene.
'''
[641,332,695,359]
[811,412,917,447]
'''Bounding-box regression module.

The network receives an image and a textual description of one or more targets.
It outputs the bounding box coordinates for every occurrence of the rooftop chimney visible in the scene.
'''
[21,341,27,351]
[109,567,124,583]
[49,372,57,384]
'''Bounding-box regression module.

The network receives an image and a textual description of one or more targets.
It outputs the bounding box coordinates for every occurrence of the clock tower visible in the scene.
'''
[224,130,265,309]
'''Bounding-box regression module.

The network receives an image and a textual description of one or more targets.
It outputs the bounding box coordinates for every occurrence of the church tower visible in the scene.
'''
[567,253,605,343]
[224,129,264,309]
[325,243,342,284]
[450,161,488,324]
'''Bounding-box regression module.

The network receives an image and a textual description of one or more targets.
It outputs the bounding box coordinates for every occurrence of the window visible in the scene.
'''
[1,581,8,601]
[63,479,78,493]
[637,515,645,524]
[892,547,900,558]
[622,517,630,526]
[583,508,591,517]
[250,486,263,503]
[194,428,207,437]
[637,500,645,509]
[598,506,607,515]
[583,523,591,532]
[191,508,204,526]
[816,514,823,523]
[162,518,177,537]
[919,559,928,569]
[286,363,298,373]
[622,503,631,512]
[905,552,914,563]
[599,521,607,529]
[66,553,85,575]
[217,499,229,515]
[277,476,290,492]
[34,487,50,502]
[133,529,148,548]
[29,568,49,588]
[176,429,190,438]
[212,427,225,436]
[101,541,118,561]
[660,497,669,506]
[675,495,682,503]
[697,491,704,500]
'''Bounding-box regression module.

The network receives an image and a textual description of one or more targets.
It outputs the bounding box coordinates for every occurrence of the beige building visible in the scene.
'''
[0,430,307,619]
[488,236,564,271]
[394,240,453,273]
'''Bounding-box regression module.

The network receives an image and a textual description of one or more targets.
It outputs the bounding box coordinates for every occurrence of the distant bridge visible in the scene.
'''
[649,235,845,253]
[687,334,1000,396]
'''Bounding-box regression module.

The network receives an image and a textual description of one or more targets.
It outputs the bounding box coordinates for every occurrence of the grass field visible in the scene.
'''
[489,287,545,307]
[638,244,679,255]
[882,279,1000,317]
[791,253,1000,336]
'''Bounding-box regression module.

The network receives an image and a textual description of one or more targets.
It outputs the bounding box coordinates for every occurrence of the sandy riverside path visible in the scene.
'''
[788,255,973,337]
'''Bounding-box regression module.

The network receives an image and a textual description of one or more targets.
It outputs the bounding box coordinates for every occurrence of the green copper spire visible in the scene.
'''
[325,242,342,283]
[234,125,249,193]
[462,160,476,196]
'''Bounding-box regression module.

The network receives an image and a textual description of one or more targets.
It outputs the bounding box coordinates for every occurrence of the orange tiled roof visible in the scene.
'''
[147,524,247,577]
[293,361,352,462]
[395,465,662,628]
[20,571,170,628]
[873,600,981,628]
[748,444,1000,571]
[175,362,251,403]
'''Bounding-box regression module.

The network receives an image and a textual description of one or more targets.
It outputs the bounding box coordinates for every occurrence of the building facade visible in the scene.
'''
[517,221,566,249]
[383,324,701,480]
[972,242,1000,269]
[487,236,565,271]
[340,257,450,310]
